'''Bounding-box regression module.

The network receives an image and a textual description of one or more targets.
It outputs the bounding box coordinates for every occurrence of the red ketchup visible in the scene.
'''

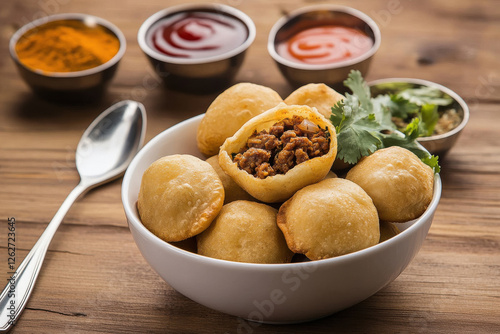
[147,11,248,59]
[277,25,373,65]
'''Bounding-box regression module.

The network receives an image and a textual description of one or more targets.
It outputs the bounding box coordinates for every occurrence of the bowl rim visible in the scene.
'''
[137,3,256,65]
[368,77,470,142]
[267,4,381,71]
[9,13,127,78]
[122,114,442,272]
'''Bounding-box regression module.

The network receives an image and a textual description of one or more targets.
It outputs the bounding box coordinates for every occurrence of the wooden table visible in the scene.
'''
[1,0,499,333]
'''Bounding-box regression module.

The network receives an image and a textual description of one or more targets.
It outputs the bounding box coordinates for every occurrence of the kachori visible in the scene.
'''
[324,170,338,179]
[137,154,224,242]
[346,146,434,222]
[205,155,254,204]
[277,178,380,260]
[197,201,293,264]
[284,83,344,119]
[196,83,283,156]
[219,103,337,203]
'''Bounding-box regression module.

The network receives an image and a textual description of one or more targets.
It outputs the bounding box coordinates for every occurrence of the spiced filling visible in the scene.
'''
[232,115,330,179]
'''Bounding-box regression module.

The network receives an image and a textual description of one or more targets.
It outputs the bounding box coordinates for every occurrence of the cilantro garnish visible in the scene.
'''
[330,70,440,173]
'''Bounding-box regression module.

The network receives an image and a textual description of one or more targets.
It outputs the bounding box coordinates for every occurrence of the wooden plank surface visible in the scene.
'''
[1,0,499,333]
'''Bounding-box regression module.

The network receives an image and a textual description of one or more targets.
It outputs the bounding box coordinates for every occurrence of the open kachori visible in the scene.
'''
[219,103,337,203]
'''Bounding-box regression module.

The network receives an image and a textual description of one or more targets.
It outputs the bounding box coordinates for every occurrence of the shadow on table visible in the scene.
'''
[8,92,111,129]
[153,286,413,334]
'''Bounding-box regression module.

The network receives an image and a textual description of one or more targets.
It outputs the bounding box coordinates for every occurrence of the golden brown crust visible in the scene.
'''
[197,201,293,264]
[196,83,283,156]
[205,155,255,204]
[137,155,224,242]
[284,83,344,119]
[219,103,337,203]
[323,170,338,179]
[346,146,434,222]
[277,178,380,260]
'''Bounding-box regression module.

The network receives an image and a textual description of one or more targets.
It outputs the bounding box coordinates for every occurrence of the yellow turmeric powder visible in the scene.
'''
[15,20,120,73]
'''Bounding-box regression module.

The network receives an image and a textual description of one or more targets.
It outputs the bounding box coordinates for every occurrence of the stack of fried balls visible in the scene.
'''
[137,83,435,264]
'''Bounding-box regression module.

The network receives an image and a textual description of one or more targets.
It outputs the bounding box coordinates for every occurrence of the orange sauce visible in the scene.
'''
[277,25,373,65]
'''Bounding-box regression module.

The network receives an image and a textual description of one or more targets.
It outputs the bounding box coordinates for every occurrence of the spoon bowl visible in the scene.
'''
[77,101,146,183]
[0,100,146,331]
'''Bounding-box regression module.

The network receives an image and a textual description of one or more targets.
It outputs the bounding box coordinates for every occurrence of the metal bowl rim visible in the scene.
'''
[368,77,470,141]
[267,4,381,71]
[137,3,256,65]
[9,13,127,78]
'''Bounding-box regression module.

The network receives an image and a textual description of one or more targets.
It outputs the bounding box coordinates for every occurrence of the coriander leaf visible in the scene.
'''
[344,70,372,110]
[330,101,346,129]
[397,86,453,106]
[336,114,382,164]
[388,95,420,119]
[330,70,441,173]
[331,91,383,164]
[419,104,439,136]
[421,155,441,174]
[371,94,404,129]
[330,92,362,130]
[344,74,400,133]
[404,117,421,140]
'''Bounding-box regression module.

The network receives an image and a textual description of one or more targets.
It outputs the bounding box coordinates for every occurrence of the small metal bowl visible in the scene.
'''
[268,5,381,92]
[9,13,126,103]
[137,4,256,94]
[369,78,470,157]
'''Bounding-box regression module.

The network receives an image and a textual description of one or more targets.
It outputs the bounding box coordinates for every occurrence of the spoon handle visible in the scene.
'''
[0,182,88,331]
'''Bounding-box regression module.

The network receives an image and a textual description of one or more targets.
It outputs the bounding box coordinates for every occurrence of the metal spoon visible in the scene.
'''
[0,100,146,331]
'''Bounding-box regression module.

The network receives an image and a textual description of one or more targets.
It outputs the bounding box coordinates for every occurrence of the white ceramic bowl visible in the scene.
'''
[121,115,442,324]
